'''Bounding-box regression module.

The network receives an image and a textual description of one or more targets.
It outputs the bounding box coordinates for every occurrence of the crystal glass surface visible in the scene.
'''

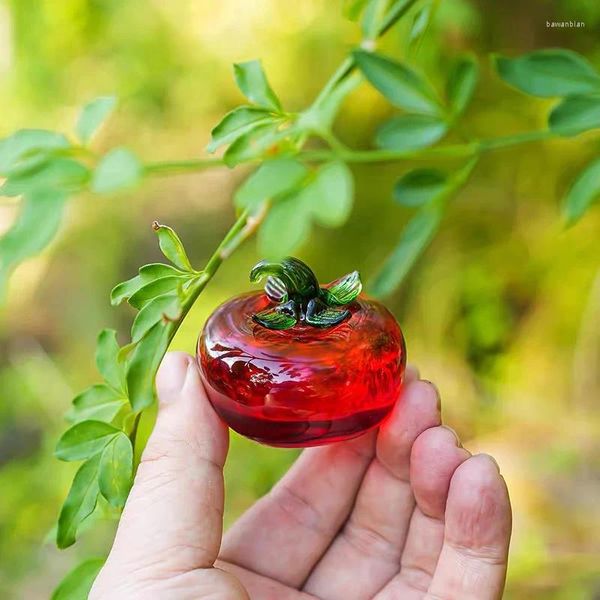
[198,292,405,447]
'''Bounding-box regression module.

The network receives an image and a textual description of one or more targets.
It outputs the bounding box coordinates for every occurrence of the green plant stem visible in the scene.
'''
[144,158,224,176]
[166,207,263,343]
[139,129,558,175]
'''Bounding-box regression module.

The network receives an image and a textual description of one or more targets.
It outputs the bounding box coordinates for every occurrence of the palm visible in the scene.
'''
[92,356,511,600]
[216,371,511,600]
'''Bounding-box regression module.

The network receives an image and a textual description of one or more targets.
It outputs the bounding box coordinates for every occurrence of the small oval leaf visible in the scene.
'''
[233,60,282,111]
[562,156,600,225]
[76,96,117,145]
[376,114,447,151]
[394,168,448,206]
[494,49,600,97]
[98,432,133,508]
[55,420,119,462]
[548,94,600,137]
[353,50,443,115]
[91,147,141,194]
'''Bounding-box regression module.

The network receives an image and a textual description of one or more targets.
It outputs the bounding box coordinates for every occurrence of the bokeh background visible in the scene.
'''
[0,0,599,598]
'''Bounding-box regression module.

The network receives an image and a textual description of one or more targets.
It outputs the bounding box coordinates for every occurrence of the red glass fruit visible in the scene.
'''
[197,258,406,447]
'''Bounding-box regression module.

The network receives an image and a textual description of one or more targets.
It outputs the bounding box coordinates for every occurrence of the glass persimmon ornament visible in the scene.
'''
[197,258,405,447]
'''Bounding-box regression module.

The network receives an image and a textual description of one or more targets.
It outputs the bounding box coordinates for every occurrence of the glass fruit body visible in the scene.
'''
[197,259,406,447]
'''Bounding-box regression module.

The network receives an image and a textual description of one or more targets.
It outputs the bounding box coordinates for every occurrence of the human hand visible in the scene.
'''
[90,352,511,600]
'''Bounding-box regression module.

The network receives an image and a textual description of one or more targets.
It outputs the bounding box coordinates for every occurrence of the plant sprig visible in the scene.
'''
[0,1,597,596]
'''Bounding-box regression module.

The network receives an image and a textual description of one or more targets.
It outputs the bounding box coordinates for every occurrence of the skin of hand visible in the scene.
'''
[90,352,512,600]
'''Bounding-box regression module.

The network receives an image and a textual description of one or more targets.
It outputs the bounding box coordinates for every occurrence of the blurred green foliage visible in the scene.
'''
[0,0,599,598]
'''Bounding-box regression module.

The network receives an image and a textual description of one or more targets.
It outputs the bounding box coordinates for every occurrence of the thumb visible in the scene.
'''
[96,352,229,585]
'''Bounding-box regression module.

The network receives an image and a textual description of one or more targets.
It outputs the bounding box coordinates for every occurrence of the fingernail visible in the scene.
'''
[440,424,462,447]
[421,379,442,412]
[156,352,194,404]
[478,453,500,472]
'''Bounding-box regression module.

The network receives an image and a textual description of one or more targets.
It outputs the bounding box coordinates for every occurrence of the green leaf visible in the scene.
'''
[253,306,297,330]
[376,114,447,151]
[128,276,186,310]
[394,168,448,206]
[68,385,126,424]
[361,0,388,39]
[98,432,133,508]
[353,50,443,115]
[152,222,194,271]
[562,157,600,225]
[76,96,117,145]
[258,194,312,258]
[378,0,421,36]
[235,158,308,213]
[447,55,479,117]
[0,129,69,176]
[321,270,362,305]
[306,161,354,227]
[223,122,286,167]
[548,94,600,136]
[305,303,350,327]
[0,189,68,295]
[91,147,142,193]
[95,329,123,390]
[126,322,171,411]
[494,49,600,98]
[56,454,101,549]
[51,557,105,600]
[343,0,369,21]
[234,60,282,111]
[110,263,183,306]
[207,106,276,153]
[0,158,89,197]
[369,202,444,298]
[408,3,432,44]
[56,420,120,461]
[131,293,181,342]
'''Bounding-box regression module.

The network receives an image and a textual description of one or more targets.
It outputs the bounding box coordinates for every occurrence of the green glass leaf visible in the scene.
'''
[369,202,444,298]
[68,384,126,424]
[446,55,479,117]
[321,270,362,305]
[55,420,120,461]
[51,557,105,600]
[76,96,117,145]
[253,306,297,330]
[562,157,600,226]
[305,299,350,327]
[131,292,181,343]
[0,129,69,176]
[494,49,600,98]
[233,59,282,111]
[126,322,171,412]
[91,147,142,194]
[548,94,600,136]
[375,114,447,151]
[223,122,287,167]
[95,329,123,391]
[98,432,133,508]
[56,454,101,549]
[258,194,312,258]
[207,106,276,153]
[353,50,443,115]
[152,222,194,271]
[394,168,448,206]
[128,276,187,310]
[110,263,184,306]
[0,158,89,197]
[0,189,68,296]
[305,161,354,228]
[235,158,308,213]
